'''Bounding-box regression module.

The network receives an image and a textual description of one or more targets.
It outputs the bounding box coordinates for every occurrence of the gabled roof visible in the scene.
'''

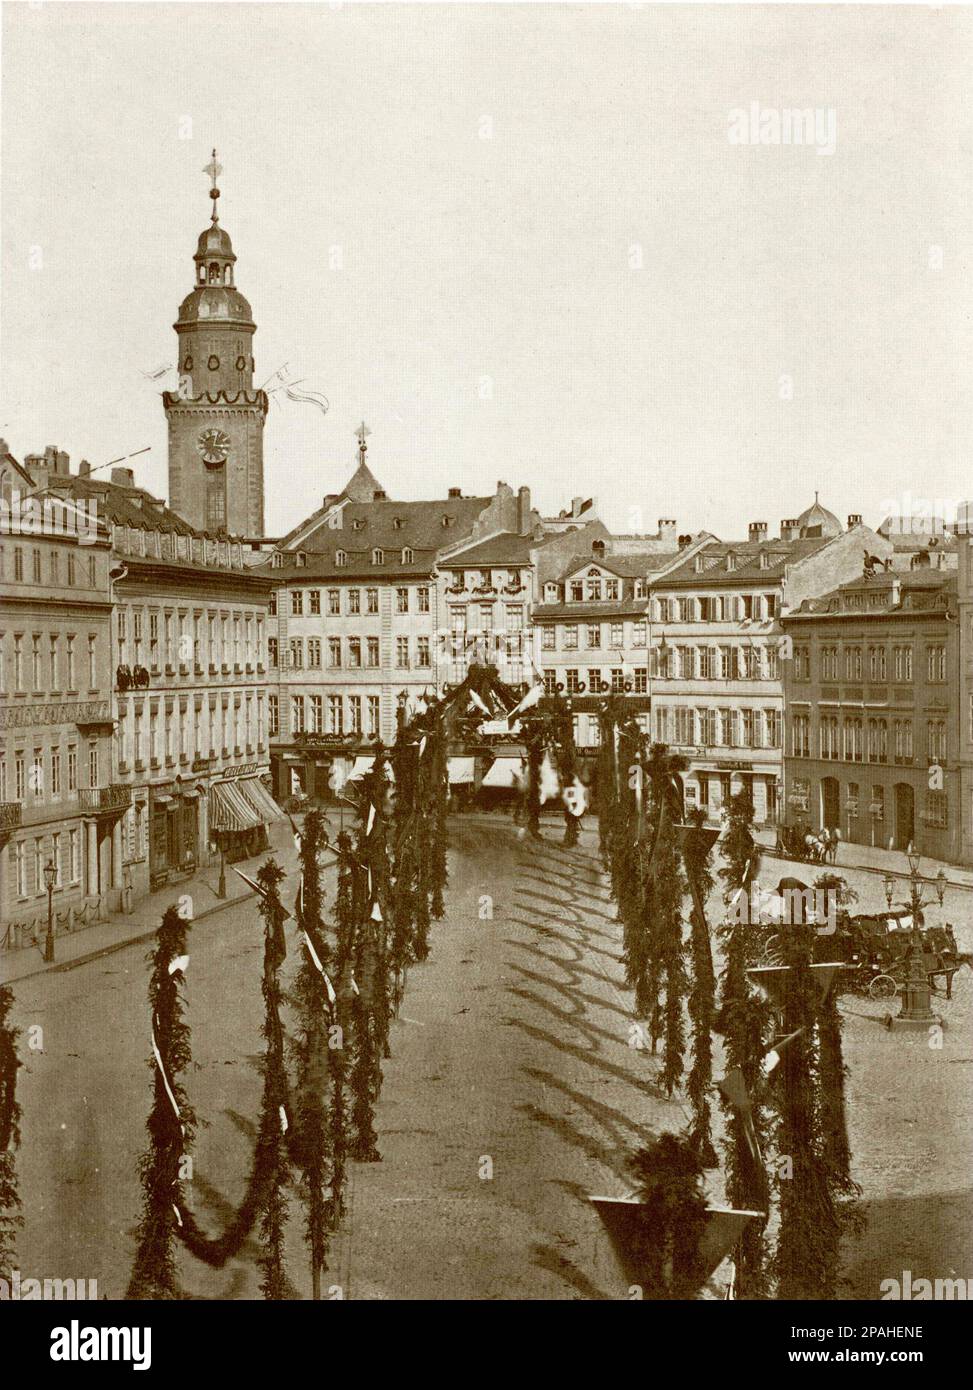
[342,458,385,503]
[437,532,535,567]
[44,473,239,539]
[653,537,829,588]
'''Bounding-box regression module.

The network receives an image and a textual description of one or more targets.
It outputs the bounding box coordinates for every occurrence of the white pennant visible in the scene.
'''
[168,955,189,976]
[279,1105,288,1134]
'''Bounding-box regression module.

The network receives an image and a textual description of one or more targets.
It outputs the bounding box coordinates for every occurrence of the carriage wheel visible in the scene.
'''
[868,973,898,1002]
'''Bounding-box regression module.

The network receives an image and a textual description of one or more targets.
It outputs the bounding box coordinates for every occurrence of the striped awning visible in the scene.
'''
[210,776,284,833]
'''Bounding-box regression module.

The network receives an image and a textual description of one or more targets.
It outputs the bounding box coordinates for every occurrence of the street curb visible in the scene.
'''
[0,884,260,987]
[761,847,973,894]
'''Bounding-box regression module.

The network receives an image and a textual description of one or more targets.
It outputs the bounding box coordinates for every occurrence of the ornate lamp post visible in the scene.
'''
[43,858,56,963]
[885,848,948,1030]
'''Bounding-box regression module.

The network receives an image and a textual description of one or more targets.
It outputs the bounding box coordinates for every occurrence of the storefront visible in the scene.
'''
[209,771,284,863]
[149,783,202,889]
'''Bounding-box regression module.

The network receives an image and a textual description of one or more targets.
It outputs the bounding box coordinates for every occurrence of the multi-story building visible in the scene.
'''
[646,502,890,826]
[530,532,692,755]
[263,443,553,798]
[782,568,961,862]
[0,445,121,938]
[40,460,276,903]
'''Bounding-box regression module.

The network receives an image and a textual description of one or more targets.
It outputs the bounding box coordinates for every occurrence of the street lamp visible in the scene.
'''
[888,849,942,1031]
[883,873,895,910]
[43,858,56,963]
[217,835,226,900]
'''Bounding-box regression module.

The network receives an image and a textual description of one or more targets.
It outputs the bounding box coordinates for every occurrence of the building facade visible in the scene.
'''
[782,569,962,863]
[0,450,121,939]
[646,504,890,826]
[40,461,276,905]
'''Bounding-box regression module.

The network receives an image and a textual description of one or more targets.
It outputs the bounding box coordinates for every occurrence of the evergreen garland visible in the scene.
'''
[626,1132,710,1299]
[645,745,689,1091]
[290,809,335,1298]
[0,986,23,1284]
[328,830,357,1223]
[772,924,842,1300]
[715,790,774,1299]
[127,907,195,1299]
[682,811,718,1167]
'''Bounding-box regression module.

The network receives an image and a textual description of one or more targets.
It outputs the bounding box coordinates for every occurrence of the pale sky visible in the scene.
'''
[3,2,972,540]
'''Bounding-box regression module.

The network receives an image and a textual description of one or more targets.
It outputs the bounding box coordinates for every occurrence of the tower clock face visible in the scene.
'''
[197,428,230,465]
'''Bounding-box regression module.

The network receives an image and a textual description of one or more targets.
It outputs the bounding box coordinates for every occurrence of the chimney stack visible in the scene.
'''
[517,485,531,535]
[780,518,798,542]
[448,486,462,498]
[78,459,91,478]
[658,518,677,541]
[749,521,768,543]
[847,513,862,530]
[955,501,973,536]
[111,466,135,487]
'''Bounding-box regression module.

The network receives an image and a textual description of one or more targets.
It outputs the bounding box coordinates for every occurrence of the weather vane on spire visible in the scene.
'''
[355,420,371,465]
[203,148,223,223]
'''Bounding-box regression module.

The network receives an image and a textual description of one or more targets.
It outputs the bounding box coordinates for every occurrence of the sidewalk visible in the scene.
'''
[0,820,298,987]
[753,828,973,892]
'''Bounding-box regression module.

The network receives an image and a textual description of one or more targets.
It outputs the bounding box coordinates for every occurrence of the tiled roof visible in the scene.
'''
[45,473,234,538]
[786,571,956,617]
[438,532,535,567]
[654,537,828,587]
[258,495,498,578]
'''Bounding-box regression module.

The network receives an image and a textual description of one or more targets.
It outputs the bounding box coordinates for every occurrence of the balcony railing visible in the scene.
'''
[78,784,132,814]
[0,802,23,832]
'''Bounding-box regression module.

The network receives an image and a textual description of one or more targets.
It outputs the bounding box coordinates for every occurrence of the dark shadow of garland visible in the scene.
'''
[0,985,22,1283]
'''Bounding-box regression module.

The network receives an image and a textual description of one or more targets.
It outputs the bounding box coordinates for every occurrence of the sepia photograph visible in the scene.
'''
[0,0,970,1352]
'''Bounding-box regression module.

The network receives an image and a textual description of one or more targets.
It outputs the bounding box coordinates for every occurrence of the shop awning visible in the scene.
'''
[448,757,476,785]
[241,777,285,824]
[210,776,284,833]
[482,756,524,789]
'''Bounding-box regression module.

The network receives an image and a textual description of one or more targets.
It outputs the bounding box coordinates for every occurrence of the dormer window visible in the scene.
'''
[393,517,404,530]
[335,549,347,567]
[759,552,769,570]
[570,580,583,602]
[544,582,558,602]
[725,553,736,571]
[271,551,284,569]
[296,552,307,568]
[586,578,602,601]
[401,547,413,564]
[371,548,384,565]
[352,518,366,531]
[441,514,454,528]
[695,554,706,572]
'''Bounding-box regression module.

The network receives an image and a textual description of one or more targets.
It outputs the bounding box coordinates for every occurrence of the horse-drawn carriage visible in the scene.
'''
[757,892,971,1003]
[775,822,835,865]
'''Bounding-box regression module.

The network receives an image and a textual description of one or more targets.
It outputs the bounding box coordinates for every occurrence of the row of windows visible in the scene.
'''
[1,543,98,588]
[792,779,950,830]
[118,606,264,672]
[543,667,649,694]
[0,631,99,694]
[269,635,432,670]
[272,548,416,570]
[273,692,382,738]
[273,585,431,617]
[651,593,777,623]
[10,828,85,899]
[116,692,265,767]
[541,620,646,651]
[654,643,780,681]
[789,714,946,763]
[0,743,97,801]
[791,643,946,683]
[653,706,782,750]
[543,576,640,604]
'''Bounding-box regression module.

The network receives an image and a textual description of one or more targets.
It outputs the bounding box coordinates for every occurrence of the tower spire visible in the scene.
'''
[355,420,371,467]
[203,148,223,224]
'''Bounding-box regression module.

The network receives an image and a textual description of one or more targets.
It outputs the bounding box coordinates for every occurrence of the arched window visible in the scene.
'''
[335,550,347,567]
[208,262,220,284]
[372,548,384,565]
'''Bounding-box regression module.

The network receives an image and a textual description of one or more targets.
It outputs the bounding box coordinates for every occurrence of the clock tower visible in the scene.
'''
[164,152,268,536]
